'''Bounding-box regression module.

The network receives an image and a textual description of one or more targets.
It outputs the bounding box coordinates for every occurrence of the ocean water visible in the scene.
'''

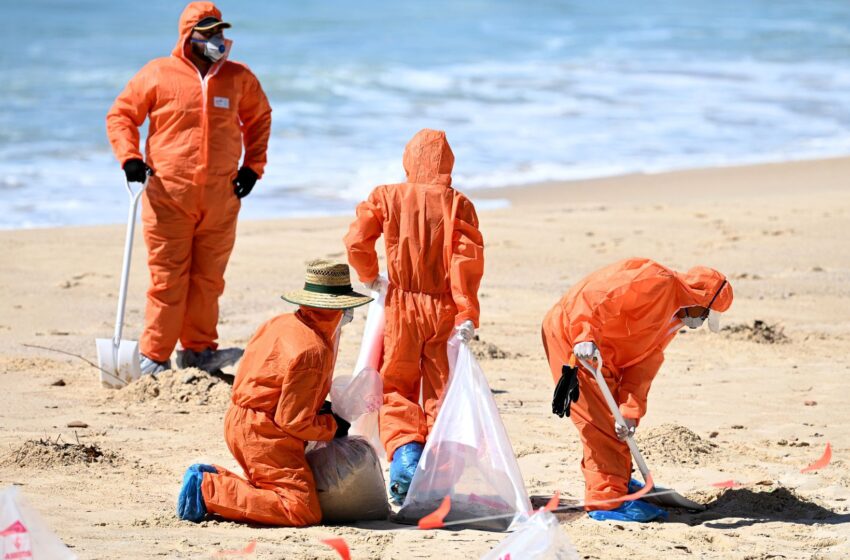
[3,0,850,228]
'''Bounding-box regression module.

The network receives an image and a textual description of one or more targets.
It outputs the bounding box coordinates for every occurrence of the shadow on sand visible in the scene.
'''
[673,487,850,529]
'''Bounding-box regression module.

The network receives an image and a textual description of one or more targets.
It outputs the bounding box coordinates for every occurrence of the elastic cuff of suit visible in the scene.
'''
[388,435,426,461]
[242,163,263,179]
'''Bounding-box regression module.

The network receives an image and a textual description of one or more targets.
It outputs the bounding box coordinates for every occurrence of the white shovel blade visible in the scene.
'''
[643,483,706,511]
[96,338,141,389]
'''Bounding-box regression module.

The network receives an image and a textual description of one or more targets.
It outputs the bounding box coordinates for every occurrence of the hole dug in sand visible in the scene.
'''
[723,320,789,344]
[692,486,847,528]
[469,336,513,360]
[637,423,718,466]
[2,436,122,469]
[109,367,231,406]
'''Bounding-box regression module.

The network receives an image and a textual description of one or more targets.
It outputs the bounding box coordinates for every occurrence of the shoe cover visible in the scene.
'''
[177,464,217,522]
[587,499,668,522]
[140,354,171,375]
[389,442,423,503]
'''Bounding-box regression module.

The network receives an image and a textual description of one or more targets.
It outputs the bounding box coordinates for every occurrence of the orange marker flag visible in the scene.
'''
[418,495,452,529]
[544,491,560,512]
[212,540,256,558]
[801,442,832,473]
[321,538,351,560]
[710,480,743,489]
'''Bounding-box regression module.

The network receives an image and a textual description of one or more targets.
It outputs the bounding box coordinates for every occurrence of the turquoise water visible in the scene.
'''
[3,1,850,227]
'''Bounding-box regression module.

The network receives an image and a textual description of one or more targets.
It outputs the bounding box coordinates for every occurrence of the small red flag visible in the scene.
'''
[418,495,452,529]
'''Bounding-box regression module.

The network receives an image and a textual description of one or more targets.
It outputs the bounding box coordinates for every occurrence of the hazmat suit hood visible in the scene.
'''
[296,307,344,345]
[172,2,231,62]
[676,266,733,313]
[403,129,454,187]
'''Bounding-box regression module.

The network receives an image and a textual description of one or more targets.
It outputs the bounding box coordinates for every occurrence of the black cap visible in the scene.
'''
[194,16,231,32]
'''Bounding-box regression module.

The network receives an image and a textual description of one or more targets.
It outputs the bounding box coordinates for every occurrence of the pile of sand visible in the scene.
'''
[637,424,718,466]
[723,320,789,344]
[470,336,512,360]
[111,368,231,406]
[2,437,121,468]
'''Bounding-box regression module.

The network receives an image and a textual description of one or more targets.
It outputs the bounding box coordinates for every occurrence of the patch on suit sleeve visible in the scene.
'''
[213,96,230,109]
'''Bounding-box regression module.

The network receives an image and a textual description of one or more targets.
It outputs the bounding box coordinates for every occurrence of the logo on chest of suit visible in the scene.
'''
[213,96,230,109]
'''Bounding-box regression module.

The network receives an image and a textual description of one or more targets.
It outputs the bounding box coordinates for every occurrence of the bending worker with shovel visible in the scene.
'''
[542,258,733,522]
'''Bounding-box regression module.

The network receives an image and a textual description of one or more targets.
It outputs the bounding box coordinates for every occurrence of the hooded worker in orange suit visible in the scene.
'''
[106,2,272,375]
[343,129,485,503]
[542,258,733,522]
[176,260,372,525]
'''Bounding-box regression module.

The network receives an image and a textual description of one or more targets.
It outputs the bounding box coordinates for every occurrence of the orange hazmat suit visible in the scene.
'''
[106,2,272,362]
[200,308,341,526]
[343,129,485,460]
[541,258,733,509]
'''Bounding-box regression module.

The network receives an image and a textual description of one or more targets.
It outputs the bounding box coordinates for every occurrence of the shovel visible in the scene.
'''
[578,351,706,511]
[96,176,148,388]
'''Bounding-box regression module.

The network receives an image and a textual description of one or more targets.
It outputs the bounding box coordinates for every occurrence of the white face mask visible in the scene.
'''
[682,314,706,329]
[707,309,722,333]
[340,307,354,327]
[192,36,225,62]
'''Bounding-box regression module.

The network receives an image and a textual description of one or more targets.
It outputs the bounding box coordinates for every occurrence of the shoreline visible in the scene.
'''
[472,154,850,205]
[3,155,849,233]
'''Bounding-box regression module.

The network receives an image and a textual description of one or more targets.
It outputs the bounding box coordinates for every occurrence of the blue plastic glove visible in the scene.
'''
[389,442,424,504]
[587,499,668,522]
[177,464,217,522]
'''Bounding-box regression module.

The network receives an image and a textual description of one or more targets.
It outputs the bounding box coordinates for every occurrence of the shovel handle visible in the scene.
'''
[112,176,149,348]
[578,351,652,483]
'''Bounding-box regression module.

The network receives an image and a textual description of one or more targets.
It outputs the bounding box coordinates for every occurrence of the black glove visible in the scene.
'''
[552,364,580,418]
[332,412,350,439]
[318,401,350,438]
[123,158,154,183]
[233,166,258,199]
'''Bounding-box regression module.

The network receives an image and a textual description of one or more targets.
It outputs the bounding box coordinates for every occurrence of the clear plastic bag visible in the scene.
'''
[395,339,531,531]
[0,486,76,560]
[344,275,388,458]
[306,436,390,523]
[329,368,382,423]
[480,510,579,560]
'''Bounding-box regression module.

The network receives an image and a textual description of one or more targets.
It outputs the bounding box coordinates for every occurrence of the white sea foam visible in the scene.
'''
[2,1,850,228]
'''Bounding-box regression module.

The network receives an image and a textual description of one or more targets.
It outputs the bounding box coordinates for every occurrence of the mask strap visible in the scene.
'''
[702,279,727,317]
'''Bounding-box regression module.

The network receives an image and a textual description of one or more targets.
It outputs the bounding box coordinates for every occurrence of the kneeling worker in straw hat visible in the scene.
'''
[176,260,371,526]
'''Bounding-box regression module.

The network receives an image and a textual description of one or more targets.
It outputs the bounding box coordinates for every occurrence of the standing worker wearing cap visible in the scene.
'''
[343,128,485,503]
[176,260,372,526]
[542,258,733,522]
[106,2,272,375]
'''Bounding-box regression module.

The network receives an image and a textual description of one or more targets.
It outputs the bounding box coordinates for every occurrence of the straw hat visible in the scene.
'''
[282,259,373,310]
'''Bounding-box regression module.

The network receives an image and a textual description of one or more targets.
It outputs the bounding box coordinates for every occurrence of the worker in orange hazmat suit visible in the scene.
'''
[343,128,485,503]
[542,258,733,522]
[176,260,372,525]
[106,2,272,375]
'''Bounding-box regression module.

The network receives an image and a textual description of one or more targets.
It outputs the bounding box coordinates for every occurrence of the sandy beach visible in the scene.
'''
[1,156,848,559]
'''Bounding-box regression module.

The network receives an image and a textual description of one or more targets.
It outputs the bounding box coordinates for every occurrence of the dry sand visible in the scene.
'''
[1,157,849,558]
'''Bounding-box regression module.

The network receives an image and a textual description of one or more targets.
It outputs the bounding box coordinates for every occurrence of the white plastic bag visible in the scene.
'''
[306,436,390,523]
[480,510,579,560]
[395,339,531,531]
[0,486,76,560]
[345,275,388,458]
